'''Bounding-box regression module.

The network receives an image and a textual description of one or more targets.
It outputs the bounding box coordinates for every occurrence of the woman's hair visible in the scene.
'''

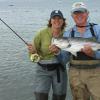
[47,18,67,30]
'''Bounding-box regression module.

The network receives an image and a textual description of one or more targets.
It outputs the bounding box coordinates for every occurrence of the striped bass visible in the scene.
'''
[52,37,100,56]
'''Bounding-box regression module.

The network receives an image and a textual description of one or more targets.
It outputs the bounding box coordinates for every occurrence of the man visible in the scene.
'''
[59,2,100,100]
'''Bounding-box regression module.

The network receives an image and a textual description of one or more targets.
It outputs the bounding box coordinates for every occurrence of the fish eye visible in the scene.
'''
[67,44,71,48]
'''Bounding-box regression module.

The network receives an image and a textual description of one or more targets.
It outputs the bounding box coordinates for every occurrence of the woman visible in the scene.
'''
[27,10,67,100]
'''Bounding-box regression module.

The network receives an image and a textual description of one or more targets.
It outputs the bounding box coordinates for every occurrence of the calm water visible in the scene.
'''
[0,0,100,100]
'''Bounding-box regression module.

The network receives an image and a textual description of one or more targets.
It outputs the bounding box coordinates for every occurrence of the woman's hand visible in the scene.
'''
[81,44,94,57]
[49,44,60,54]
[27,43,36,54]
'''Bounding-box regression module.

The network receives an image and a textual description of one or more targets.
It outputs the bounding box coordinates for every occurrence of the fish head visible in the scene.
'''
[51,37,70,49]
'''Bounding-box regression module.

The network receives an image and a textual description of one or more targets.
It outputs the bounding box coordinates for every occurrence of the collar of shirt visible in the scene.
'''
[73,22,90,32]
[48,27,65,38]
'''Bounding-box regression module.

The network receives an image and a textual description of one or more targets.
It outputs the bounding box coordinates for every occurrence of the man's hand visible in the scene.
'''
[81,44,94,57]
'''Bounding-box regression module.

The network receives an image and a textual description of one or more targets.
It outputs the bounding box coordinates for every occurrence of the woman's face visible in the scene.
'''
[72,12,89,25]
[51,16,64,29]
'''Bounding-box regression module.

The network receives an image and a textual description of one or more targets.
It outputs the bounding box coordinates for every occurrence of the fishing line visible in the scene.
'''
[0,18,28,46]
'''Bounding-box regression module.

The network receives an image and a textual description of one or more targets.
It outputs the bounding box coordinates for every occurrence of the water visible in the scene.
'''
[0,0,100,100]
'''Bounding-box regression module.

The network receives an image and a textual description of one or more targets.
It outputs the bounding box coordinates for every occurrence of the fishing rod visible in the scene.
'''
[0,18,28,46]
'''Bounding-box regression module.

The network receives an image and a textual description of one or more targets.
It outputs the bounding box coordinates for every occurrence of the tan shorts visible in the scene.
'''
[69,67,100,100]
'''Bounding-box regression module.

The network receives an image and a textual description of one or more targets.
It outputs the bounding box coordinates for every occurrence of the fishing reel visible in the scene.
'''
[30,53,40,62]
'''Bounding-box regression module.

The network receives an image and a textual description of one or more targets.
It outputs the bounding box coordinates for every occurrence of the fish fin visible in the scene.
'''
[71,52,77,56]
[65,48,77,56]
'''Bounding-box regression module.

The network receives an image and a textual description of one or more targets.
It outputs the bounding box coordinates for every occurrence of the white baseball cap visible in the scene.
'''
[71,2,88,14]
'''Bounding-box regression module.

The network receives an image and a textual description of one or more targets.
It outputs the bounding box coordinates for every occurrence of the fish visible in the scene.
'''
[51,37,100,56]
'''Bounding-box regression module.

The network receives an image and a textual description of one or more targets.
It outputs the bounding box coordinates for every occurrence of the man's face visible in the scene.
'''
[72,11,89,25]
